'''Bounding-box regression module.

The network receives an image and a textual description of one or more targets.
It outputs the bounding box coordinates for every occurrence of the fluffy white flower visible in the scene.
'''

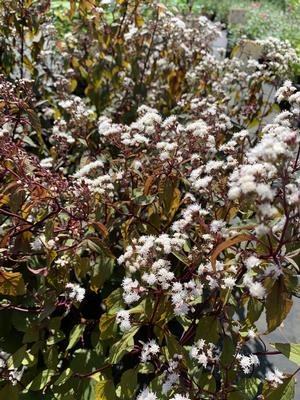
[249,281,266,299]
[264,264,282,279]
[247,328,256,339]
[122,278,141,304]
[228,186,241,200]
[190,339,216,367]
[237,354,260,374]
[40,157,53,169]
[222,276,236,289]
[142,272,157,286]
[170,395,191,400]
[116,310,131,332]
[73,160,104,178]
[65,283,85,302]
[265,368,284,386]
[140,340,160,363]
[210,220,225,233]
[245,256,260,269]
[136,388,157,400]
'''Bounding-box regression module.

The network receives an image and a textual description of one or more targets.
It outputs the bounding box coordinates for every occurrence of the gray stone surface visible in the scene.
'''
[211,29,227,60]
[228,8,247,25]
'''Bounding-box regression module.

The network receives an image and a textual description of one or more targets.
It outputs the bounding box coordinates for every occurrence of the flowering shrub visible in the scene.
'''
[1,1,300,399]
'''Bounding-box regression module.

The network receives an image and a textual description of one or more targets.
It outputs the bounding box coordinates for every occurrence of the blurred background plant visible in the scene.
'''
[162,0,300,55]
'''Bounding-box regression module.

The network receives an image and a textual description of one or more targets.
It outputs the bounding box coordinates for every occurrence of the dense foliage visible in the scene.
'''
[1,1,300,399]
[197,0,300,55]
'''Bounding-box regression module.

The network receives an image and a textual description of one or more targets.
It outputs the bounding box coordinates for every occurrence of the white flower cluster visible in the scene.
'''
[189,339,218,368]
[116,310,131,332]
[122,278,142,305]
[243,275,266,299]
[182,36,299,134]
[73,159,115,198]
[59,95,93,120]
[136,388,157,400]
[65,283,85,302]
[51,119,75,145]
[162,354,182,394]
[140,340,160,363]
[136,389,190,400]
[171,281,203,316]
[237,353,260,374]
[98,107,162,148]
[170,395,190,400]
[276,80,297,103]
[171,203,208,233]
[119,232,205,315]
[118,233,186,273]
[30,235,56,252]
[228,101,299,231]
[256,38,300,77]
[73,160,104,179]
[265,368,284,387]
[8,367,26,386]
[40,157,53,169]
[96,105,240,197]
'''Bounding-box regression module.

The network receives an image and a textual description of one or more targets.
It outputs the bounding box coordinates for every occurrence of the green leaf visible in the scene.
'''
[46,331,66,345]
[104,288,124,313]
[26,369,56,391]
[271,343,300,366]
[171,251,190,266]
[90,255,115,292]
[0,270,26,296]
[247,298,263,324]
[136,363,155,374]
[43,346,59,369]
[66,324,86,351]
[119,368,138,399]
[23,325,39,343]
[109,326,139,364]
[198,372,216,393]
[165,333,184,359]
[25,108,42,135]
[53,368,73,386]
[133,194,156,206]
[195,316,221,344]
[265,278,293,333]
[0,384,19,400]
[99,312,117,340]
[79,65,88,79]
[70,349,105,374]
[6,345,27,369]
[159,179,181,223]
[264,377,295,400]
[25,108,45,148]
[236,378,260,400]
[22,135,38,148]
[220,336,235,366]
[87,237,104,254]
[6,345,35,370]
[22,350,36,367]
[93,377,116,400]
